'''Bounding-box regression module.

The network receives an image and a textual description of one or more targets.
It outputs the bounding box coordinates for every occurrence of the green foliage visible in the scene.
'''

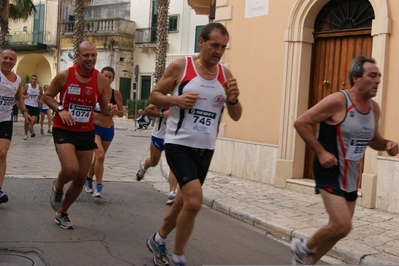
[9,0,37,21]
[23,74,30,84]
[126,99,150,117]
[103,36,118,49]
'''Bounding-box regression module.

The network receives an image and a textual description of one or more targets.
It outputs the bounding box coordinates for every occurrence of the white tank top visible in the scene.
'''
[164,56,226,150]
[151,107,167,139]
[0,71,21,122]
[24,83,40,107]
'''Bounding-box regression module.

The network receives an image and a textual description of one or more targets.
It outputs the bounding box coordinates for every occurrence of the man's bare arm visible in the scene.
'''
[294,92,345,168]
[368,101,399,156]
[15,83,32,124]
[149,59,199,109]
[223,68,242,121]
[43,70,67,111]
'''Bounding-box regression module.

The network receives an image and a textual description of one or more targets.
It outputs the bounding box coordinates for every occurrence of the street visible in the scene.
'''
[0,119,333,265]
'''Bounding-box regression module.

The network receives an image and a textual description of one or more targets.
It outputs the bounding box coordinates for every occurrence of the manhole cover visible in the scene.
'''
[0,251,45,266]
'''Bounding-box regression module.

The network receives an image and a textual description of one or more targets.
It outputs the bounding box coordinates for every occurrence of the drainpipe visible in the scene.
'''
[55,0,62,74]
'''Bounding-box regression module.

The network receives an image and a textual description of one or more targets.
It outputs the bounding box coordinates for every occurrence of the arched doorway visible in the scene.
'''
[16,54,52,87]
[275,0,390,204]
[303,0,375,179]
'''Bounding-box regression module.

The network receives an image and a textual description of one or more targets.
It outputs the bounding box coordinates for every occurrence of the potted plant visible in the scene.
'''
[126,99,150,119]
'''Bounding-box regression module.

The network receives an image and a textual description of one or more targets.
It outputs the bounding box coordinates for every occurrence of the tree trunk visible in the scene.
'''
[154,0,170,85]
[0,19,10,49]
[73,0,86,64]
[0,0,10,49]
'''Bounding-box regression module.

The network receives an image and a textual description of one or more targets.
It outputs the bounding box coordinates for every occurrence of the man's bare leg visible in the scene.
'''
[306,189,356,263]
[171,180,202,255]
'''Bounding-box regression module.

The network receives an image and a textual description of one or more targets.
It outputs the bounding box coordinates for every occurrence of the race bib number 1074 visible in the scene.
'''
[68,104,91,123]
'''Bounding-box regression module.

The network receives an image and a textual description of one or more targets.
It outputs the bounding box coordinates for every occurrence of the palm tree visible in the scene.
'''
[154,0,170,84]
[72,0,93,61]
[59,0,93,62]
[0,0,36,49]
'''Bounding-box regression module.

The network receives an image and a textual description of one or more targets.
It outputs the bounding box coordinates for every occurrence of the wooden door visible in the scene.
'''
[119,77,131,106]
[303,28,372,179]
[140,75,152,100]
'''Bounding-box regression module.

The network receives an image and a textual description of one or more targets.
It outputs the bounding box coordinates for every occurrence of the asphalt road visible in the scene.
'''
[1,177,293,265]
[0,120,331,265]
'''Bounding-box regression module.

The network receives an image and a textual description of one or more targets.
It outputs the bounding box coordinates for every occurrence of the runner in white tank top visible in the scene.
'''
[39,84,53,135]
[0,49,32,204]
[22,75,42,139]
[144,23,242,265]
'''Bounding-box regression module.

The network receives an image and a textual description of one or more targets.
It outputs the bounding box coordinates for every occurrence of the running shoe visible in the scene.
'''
[0,189,9,204]
[48,129,52,134]
[31,131,36,137]
[40,129,44,135]
[136,165,147,181]
[23,135,28,140]
[93,184,103,198]
[55,212,74,229]
[291,238,314,265]
[166,192,176,205]
[146,234,170,266]
[50,179,63,211]
[84,177,94,193]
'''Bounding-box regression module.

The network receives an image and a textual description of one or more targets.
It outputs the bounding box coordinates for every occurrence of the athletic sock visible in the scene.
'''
[155,232,166,244]
[172,253,186,263]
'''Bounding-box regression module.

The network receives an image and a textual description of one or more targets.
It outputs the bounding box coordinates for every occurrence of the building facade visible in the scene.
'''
[188,0,399,214]
[59,0,135,106]
[131,0,209,100]
[8,0,58,87]
[9,0,208,108]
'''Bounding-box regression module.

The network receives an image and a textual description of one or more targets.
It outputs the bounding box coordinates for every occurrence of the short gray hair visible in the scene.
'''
[348,56,376,86]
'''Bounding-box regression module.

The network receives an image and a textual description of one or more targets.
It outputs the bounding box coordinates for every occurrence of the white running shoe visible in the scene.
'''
[55,212,74,230]
[93,184,103,198]
[136,165,147,181]
[84,177,94,193]
[166,192,176,205]
[291,238,314,265]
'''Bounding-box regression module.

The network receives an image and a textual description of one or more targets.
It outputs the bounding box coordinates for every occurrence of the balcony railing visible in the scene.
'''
[61,18,135,35]
[9,30,51,45]
[135,27,157,44]
[166,54,197,66]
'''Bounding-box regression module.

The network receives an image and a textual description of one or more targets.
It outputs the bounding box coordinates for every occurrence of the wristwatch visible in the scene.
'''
[57,105,65,112]
[160,110,164,118]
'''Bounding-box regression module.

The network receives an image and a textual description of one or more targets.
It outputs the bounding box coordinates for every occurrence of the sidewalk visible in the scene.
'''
[135,117,399,265]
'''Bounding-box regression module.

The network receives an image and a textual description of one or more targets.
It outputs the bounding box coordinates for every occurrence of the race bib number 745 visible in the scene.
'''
[184,108,216,134]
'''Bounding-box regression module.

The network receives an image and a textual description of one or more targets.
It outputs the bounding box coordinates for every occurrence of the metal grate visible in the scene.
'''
[314,0,375,32]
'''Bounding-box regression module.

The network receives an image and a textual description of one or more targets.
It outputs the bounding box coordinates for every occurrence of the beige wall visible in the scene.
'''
[380,0,399,143]
[218,0,292,144]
